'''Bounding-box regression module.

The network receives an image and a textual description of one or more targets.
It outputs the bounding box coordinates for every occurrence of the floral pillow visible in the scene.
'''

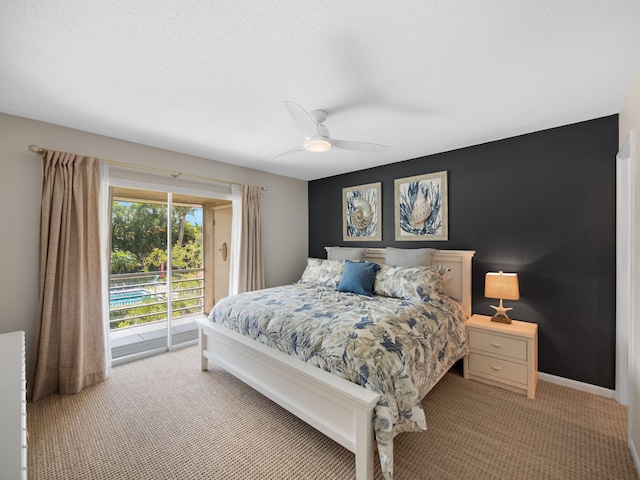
[374,264,449,302]
[298,258,345,288]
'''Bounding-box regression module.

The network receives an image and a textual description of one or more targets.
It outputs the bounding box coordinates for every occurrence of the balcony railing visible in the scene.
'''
[109,269,204,360]
[109,269,204,329]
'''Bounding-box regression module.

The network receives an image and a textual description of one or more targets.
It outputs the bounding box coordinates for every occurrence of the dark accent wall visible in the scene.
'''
[309,115,618,389]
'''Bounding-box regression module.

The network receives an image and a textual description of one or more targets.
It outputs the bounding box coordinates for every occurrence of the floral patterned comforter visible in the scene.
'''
[208,282,468,479]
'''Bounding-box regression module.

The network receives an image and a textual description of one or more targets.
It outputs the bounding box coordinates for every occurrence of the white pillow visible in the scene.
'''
[327,247,367,261]
[385,247,438,267]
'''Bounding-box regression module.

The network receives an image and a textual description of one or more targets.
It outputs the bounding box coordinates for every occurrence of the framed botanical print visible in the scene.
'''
[343,182,382,241]
[394,171,448,241]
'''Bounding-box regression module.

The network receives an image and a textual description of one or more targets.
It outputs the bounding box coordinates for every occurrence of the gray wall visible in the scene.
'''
[0,112,309,376]
[309,115,618,389]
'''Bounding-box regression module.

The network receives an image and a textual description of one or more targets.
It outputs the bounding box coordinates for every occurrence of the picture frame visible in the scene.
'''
[394,171,448,241]
[343,182,382,241]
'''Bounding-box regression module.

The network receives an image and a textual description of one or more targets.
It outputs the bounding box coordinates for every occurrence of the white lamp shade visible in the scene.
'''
[485,271,519,300]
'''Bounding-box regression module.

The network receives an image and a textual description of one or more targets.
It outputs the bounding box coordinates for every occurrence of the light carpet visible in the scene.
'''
[27,346,637,479]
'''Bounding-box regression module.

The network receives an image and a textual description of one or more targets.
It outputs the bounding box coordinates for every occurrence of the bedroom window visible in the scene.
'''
[109,186,231,363]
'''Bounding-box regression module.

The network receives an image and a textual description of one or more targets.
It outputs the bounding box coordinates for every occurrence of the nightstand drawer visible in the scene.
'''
[468,353,528,385]
[469,330,527,361]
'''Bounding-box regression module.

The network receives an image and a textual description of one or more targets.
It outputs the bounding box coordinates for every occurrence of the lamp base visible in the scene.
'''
[490,300,512,324]
[491,314,512,324]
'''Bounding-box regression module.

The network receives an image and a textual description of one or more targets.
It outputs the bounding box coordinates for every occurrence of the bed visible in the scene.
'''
[197,248,474,480]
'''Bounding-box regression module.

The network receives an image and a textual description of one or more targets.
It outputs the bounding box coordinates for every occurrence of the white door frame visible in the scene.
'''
[616,130,635,406]
[107,176,236,365]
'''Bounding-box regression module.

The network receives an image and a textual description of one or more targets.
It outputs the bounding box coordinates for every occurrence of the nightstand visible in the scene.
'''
[463,314,538,399]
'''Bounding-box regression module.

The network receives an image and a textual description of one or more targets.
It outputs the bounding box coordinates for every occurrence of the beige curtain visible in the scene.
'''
[238,185,265,293]
[31,150,106,401]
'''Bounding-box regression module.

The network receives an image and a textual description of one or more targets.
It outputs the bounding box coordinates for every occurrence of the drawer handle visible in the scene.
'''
[491,341,501,348]
[491,365,502,371]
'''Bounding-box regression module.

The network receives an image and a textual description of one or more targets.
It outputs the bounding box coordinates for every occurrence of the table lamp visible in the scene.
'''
[485,271,519,324]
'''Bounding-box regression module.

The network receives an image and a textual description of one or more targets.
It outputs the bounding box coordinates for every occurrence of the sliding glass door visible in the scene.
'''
[108,186,231,363]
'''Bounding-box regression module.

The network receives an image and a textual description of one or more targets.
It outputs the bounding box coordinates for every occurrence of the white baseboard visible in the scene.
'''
[538,372,616,399]
[630,436,640,476]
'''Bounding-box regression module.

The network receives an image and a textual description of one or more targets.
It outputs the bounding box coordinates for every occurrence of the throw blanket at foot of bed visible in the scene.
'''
[208,282,468,479]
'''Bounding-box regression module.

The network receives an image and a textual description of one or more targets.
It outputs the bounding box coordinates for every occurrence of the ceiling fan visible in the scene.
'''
[269,101,390,161]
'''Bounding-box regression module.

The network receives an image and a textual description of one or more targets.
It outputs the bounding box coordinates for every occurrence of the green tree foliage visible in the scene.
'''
[111,202,168,260]
[110,249,139,274]
[172,239,203,269]
[142,248,167,272]
[111,201,202,274]
[172,206,201,248]
[141,235,202,271]
[109,200,204,329]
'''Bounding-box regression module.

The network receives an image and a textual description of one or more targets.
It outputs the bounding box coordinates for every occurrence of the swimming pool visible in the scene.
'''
[110,289,150,307]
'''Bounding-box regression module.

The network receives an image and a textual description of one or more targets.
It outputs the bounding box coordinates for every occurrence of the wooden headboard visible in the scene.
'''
[325,247,475,318]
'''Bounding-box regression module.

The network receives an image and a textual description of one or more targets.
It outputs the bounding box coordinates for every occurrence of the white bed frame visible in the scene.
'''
[197,248,475,480]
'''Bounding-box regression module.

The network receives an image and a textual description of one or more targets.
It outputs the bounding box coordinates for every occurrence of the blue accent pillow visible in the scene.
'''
[337,260,381,296]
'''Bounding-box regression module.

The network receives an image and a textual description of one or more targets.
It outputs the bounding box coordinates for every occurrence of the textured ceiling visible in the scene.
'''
[1,1,639,180]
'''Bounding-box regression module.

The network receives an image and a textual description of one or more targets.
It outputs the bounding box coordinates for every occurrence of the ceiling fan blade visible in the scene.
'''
[269,146,306,161]
[283,101,319,138]
[329,139,390,153]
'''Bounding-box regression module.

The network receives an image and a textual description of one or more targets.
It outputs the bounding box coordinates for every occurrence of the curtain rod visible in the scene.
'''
[28,145,267,191]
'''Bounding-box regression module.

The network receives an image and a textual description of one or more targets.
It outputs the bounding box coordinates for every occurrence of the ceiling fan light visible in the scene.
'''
[305,139,332,153]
